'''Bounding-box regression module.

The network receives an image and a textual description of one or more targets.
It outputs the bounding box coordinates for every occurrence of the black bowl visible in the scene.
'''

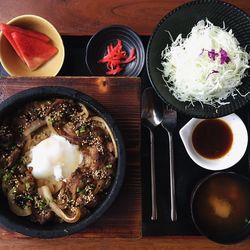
[86,25,145,76]
[0,86,126,238]
[147,0,250,118]
[191,172,250,244]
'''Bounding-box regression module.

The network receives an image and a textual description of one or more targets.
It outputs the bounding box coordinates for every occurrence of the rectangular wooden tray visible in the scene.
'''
[0,76,141,239]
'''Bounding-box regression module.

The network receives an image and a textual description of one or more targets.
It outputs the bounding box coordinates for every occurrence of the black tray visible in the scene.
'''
[0,35,249,237]
[141,84,250,236]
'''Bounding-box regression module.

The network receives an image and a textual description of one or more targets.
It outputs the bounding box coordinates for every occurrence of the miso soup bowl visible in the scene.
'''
[191,172,250,244]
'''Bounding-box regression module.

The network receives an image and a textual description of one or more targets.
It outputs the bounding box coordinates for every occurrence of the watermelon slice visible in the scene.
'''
[0,23,50,42]
[11,31,58,71]
[0,24,23,60]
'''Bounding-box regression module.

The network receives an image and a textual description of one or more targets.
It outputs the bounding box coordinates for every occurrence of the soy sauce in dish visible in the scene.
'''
[192,119,233,159]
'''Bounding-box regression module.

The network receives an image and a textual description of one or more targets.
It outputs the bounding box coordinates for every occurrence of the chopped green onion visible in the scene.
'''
[48,117,55,124]
[105,164,112,169]
[38,199,48,210]
[79,126,85,133]
[25,182,31,190]
[3,172,12,182]
[25,195,33,201]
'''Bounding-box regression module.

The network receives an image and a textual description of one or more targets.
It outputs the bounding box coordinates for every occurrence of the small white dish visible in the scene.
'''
[179,113,248,171]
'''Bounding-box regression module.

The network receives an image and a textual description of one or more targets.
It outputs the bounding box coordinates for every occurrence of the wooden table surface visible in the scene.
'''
[0,0,250,249]
[0,0,249,36]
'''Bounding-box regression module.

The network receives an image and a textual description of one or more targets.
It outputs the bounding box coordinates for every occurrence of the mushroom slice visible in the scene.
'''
[78,103,89,119]
[37,179,63,194]
[45,116,58,135]
[23,119,47,136]
[7,188,32,216]
[38,185,81,223]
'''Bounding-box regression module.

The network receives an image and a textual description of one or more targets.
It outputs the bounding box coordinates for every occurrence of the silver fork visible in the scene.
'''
[161,104,177,222]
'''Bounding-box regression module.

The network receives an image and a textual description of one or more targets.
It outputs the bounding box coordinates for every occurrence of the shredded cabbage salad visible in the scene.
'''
[161,19,250,106]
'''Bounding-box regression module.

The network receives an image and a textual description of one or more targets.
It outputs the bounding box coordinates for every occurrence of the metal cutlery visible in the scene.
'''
[141,87,163,220]
[161,104,177,222]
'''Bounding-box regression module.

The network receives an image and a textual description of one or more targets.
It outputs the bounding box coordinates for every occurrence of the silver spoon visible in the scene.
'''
[141,87,163,220]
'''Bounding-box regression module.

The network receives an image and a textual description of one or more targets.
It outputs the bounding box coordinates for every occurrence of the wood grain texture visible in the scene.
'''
[0,237,250,250]
[0,77,141,239]
[0,0,249,36]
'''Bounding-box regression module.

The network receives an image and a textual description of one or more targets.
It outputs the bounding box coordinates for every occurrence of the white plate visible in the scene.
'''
[179,113,248,170]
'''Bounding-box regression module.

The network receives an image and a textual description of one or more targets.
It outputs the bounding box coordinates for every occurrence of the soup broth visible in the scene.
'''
[192,174,250,239]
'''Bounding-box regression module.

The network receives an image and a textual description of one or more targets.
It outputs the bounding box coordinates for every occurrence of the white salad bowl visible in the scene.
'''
[179,113,248,171]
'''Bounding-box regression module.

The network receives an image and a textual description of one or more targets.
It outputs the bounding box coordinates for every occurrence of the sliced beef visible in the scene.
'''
[32,208,54,224]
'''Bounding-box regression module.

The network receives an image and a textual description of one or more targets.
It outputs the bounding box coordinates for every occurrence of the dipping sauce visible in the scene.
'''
[192,173,250,243]
[192,119,233,159]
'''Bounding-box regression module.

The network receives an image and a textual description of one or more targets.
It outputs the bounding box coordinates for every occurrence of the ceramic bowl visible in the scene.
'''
[85,25,145,76]
[146,0,250,118]
[191,172,250,244]
[179,113,248,170]
[0,14,65,76]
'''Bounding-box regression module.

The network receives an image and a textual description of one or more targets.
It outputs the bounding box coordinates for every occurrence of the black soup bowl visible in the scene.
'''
[0,86,126,238]
[191,172,250,244]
